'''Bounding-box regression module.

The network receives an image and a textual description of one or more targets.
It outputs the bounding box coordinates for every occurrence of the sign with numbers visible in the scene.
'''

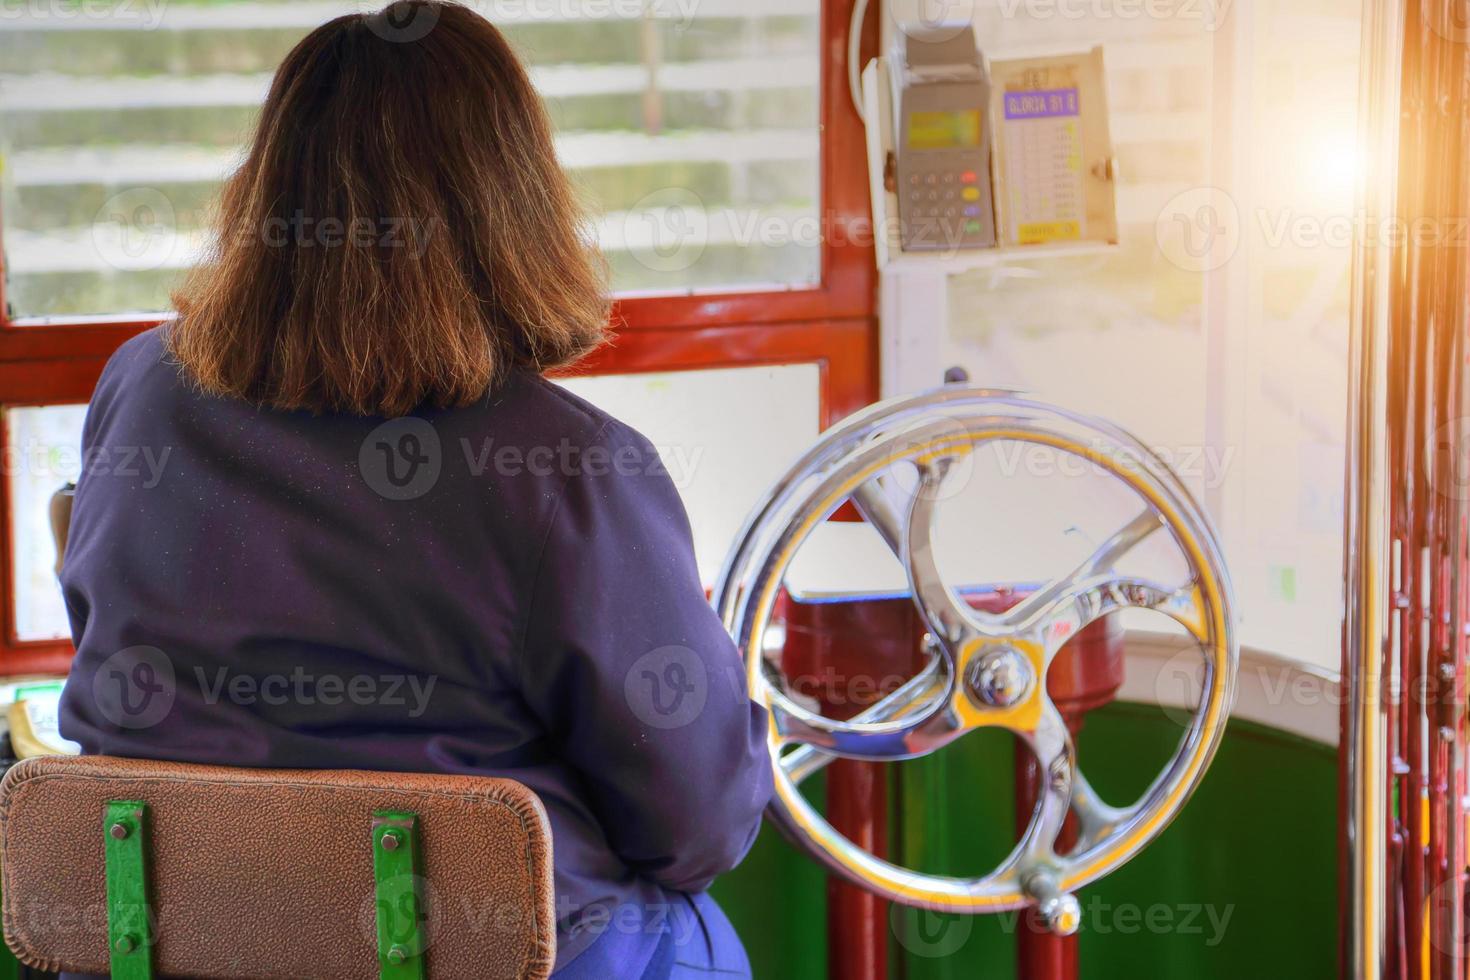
[1002,86,1085,244]
[990,48,1118,249]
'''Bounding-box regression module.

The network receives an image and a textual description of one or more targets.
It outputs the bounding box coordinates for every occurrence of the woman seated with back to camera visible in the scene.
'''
[57,2,773,977]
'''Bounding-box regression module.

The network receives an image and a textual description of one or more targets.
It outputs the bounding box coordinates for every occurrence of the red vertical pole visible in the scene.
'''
[781,596,924,980]
[827,759,890,980]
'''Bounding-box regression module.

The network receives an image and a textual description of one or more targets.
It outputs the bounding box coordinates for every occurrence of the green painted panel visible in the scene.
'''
[1075,704,1336,979]
[893,727,1020,980]
[713,702,1337,979]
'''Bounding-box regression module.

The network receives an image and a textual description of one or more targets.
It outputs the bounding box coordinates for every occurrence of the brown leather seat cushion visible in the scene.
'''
[0,755,555,978]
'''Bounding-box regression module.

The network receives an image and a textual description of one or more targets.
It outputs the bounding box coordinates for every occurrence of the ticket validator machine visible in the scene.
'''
[886,26,998,252]
[862,8,1120,394]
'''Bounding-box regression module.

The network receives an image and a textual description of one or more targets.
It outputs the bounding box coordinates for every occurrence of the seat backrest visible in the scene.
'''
[0,755,556,979]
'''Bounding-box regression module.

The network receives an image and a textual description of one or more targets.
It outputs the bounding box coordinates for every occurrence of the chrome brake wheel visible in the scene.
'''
[712,387,1237,930]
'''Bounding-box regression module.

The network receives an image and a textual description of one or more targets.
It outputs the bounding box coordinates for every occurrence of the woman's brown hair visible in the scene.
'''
[169,0,609,417]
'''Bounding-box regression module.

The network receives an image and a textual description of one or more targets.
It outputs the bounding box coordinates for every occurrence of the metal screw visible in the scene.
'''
[965,648,1033,709]
[380,830,401,852]
[386,945,408,965]
[109,822,129,840]
[115,935,136,954]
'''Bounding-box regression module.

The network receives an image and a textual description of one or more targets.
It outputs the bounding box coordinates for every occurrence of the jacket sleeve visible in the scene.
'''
[518,420,773,894]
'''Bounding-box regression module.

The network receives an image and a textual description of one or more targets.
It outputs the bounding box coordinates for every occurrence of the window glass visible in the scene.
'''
[0,0,820,321]
[6,404,87,642]
[559,363,821,583]
[1218,1,1358,671]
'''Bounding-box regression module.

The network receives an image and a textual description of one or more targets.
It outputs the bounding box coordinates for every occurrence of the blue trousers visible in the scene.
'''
[554,892,751,979]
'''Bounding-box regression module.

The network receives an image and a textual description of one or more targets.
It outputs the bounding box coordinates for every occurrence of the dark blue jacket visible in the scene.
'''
[58,327,773,971]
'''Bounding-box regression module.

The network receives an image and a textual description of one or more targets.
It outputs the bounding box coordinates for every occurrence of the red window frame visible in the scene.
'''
[0,0,878,673]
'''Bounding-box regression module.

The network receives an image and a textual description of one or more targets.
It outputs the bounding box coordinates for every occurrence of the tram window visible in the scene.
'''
[0,0,821,321]
[929,1,1359,670]
[5,404,86,642]
[558,364,821,583]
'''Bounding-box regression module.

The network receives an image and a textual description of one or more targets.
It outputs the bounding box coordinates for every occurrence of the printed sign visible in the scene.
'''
[1001,86,1085,245]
